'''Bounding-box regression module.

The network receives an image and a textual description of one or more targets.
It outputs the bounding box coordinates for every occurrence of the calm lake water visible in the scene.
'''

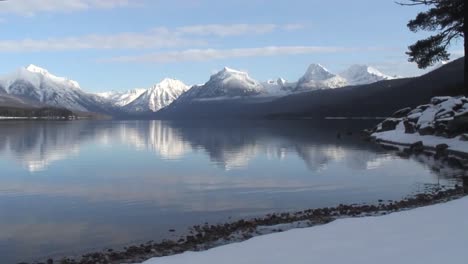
[0,120,460,263]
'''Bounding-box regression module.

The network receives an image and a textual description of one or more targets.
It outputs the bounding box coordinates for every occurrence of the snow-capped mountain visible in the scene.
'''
[124,78,189,112]
[174,67,267,103]
[0,64,108,112]
[295,64,348,91]
[340,65,395,86]
[97,88,146,107]
[262,78,296,95]
[0,63,399,116]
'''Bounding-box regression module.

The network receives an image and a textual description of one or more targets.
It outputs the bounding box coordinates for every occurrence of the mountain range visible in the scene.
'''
[2,60,456,119]
[157,57,464,119]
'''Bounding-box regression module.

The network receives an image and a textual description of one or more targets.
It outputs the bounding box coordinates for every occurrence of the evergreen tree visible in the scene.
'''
[399,0,465,92]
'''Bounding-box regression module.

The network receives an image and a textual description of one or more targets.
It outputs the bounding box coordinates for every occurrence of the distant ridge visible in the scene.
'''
[0,61,436,118]
[157,57,464,119]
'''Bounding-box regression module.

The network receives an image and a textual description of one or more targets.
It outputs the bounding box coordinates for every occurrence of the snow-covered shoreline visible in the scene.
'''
[373,130,468,157]
[370,96,468,162]
[141,196,468,264]
[37,186,464,264]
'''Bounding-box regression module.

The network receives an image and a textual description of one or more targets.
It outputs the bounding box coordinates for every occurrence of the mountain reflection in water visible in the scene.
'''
[0,120,461,263]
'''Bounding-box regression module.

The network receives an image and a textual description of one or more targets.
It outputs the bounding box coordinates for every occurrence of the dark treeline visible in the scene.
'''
[0,106,75,119]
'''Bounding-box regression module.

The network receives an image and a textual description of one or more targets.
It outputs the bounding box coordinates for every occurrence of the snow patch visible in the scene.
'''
[141,197,468,264]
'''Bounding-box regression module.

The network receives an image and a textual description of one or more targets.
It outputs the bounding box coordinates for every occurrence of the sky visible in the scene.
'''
[0,0,464,92]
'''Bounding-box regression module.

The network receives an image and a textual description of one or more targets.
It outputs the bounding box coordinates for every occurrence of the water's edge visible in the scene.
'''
[27,185,466,264]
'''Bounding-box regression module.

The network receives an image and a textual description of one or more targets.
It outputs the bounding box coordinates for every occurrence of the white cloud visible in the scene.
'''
[175,24,279,37]
[282,23,305,31]
[102,46,351,63]
[0,23,305,52]
[0,0,133,16]
[0,31,205,52]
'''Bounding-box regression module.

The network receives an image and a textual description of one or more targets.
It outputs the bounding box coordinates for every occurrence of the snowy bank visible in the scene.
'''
[370,96,468,158]
[374,130,468,155]
[141,197,468,264]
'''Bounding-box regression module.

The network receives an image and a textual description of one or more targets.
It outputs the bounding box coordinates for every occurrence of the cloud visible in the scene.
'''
[0,0,134,16]
[282,23,305,31]
[0,23,304,52]
[0,29,207,52]
[102,46,352,63]
[175,23,301,37]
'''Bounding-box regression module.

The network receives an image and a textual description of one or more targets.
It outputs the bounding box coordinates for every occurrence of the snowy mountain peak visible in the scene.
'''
[212,67,263,89]
[124,78,190,112]
[221,67,244,74]
[21,64,81,90]
[277,78,287,86]
[172,67,266,103]
[96,88,146,107]
[0,65,105,112]
[211,67,250,81]
[26,64,50,75]
[153,78,186,89]
[302,64,335,81]
[345,65,387,77]
[340,65,394,86]
[295,63,347,91]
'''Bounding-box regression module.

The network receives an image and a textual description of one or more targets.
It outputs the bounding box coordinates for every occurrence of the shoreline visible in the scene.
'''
[25,184,467,264]
[369,132,468,175]
[372,131,468,161]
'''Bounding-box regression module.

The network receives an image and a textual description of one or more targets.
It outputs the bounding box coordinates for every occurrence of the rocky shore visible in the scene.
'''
[22,183,467,264]
[368,96,468,166]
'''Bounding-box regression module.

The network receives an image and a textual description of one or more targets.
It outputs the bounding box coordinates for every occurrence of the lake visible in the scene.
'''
[0,120,460,263]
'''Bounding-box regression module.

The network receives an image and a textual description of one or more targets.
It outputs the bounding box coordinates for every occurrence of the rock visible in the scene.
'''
[418,126,435,135]
[460,134,468,141]
[396,151,410,158]
[410,141,424,153]
[186,235,196,243]
[380,119,399,132]
[431,96,450,105]
[435,144,449,157]
[380,144,399,151]
[434,123,448,137]
[447,157,463,168]
[361,130,373,141]
[392,107,412,118]
[423,150,433,157]
[463,177,468,194]
[435,143,448,151]
[436,110,455,119]
[403,120,416,134]
[416,104,430,111]
[448,112,468,134]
